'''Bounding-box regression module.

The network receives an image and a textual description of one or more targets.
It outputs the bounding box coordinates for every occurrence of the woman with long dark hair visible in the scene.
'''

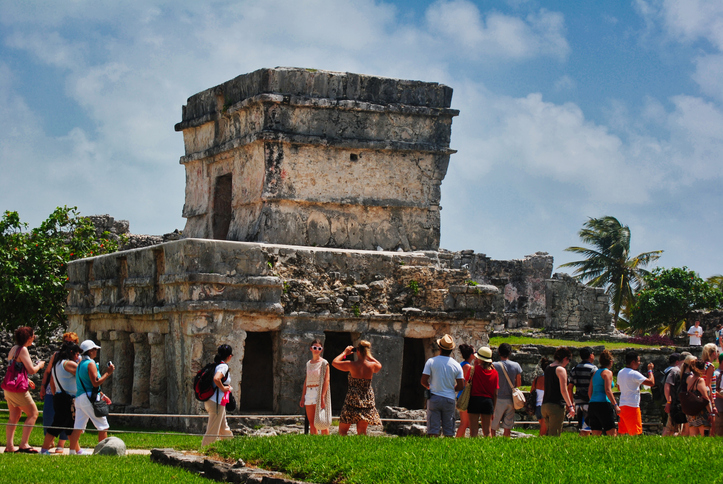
[40,342,82,454]
[202,344,235,446]
[686,359,714,437]
[332,340,382,436]
[455,344,475,438]
[3,326,45,453]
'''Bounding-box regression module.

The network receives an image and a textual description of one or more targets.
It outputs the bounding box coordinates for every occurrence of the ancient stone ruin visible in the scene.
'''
[65,68,611,426]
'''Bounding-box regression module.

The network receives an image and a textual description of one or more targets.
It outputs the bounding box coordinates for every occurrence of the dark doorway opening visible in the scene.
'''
[399,338,426,409]
[323,331,354,414]
[239,332,274,412]
[212,174,233,240]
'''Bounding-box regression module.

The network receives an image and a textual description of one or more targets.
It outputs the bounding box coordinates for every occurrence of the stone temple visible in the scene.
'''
[65,68,611,425]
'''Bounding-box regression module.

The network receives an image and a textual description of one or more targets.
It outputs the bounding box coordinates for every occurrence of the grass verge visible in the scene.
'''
[209,433,723,484]
[0,454,207,483]
[489,336,661,350]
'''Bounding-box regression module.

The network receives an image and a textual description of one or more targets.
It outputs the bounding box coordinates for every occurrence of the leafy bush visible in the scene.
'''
[0,207,119,340]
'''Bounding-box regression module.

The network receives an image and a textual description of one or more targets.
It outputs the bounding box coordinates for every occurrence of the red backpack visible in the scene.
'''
[193,362,220,401]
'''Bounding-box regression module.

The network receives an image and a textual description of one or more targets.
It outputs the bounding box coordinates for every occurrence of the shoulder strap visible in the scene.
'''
[468,363,475,382]
[78,360,99,397]
[52,361,67,395]
[499,362,514,388]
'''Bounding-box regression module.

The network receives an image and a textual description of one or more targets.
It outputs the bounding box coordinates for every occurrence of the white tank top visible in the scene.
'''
[53,359,77,395]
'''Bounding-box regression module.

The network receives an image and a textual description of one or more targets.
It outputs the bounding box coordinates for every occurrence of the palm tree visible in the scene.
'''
[707,275,723,292]
[559,216,663,326]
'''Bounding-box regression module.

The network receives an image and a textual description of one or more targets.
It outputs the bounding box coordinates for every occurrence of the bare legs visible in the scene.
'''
[5,403,38,451]
[456,410,469,438]
[468,413,493,437]
[338,421,368,436]
[305,405,329,435]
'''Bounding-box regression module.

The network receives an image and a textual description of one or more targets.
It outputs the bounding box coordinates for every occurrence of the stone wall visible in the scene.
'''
[546,273,612,333]
[65,238,495,424]
[687,309,723,346]
[175,67,458,251]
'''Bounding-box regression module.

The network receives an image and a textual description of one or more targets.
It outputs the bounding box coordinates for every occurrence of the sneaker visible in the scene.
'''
[68,449,87,455]
[40,448,52,455]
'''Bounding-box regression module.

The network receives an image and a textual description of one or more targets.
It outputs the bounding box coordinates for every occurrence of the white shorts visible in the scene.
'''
[74,393,110,431]
[304,387,319,406]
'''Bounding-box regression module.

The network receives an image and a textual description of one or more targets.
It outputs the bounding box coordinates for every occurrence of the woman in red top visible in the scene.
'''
[467,347,499,437]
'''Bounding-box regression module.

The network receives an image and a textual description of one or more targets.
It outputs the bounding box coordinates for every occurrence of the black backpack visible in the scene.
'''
[193,362,220,402]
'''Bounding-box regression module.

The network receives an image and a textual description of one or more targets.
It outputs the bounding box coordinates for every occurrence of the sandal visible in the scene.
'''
[2,449,17,453]
[16,447,39,453]
[53,447,65,454]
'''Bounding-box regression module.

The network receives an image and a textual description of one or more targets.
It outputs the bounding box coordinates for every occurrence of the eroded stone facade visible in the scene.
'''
[175,67,457,251]
[65,68,612,425]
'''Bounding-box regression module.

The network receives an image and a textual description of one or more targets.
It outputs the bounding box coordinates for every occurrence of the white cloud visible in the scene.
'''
[425,0,569,60]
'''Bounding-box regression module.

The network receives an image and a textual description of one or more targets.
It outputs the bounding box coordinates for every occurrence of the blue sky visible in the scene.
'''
[1,0,722,278]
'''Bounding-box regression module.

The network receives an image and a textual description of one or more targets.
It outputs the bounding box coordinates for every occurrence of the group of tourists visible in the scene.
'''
[423,336,723,438]
[2,327,114,454]
[6,326,721,451]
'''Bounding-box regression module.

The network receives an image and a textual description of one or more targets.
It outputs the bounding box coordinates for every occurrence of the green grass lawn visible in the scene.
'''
[208,434,723,484]
[489,336,661,350]
[0,454,207,483]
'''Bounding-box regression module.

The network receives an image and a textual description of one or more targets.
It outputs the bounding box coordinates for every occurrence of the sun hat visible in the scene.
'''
[437,334,456,351]
[80,340,101,354]
[476,347,493,363]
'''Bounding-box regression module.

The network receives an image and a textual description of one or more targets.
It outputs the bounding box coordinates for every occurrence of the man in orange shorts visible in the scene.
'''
[617,351,654,435]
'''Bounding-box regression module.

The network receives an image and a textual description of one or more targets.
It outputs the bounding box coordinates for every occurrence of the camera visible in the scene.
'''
[107,361,113,367]
[350,347,357,353]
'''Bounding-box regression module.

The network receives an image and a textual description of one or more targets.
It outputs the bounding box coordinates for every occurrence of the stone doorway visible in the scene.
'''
[212,173,232,240]
[323,331,354,413]
[239,332,274,412]
[399,338,426,409]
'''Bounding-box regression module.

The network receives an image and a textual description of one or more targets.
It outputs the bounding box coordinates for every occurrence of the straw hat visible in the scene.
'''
[437,334,456,351]
[476,347,493,363]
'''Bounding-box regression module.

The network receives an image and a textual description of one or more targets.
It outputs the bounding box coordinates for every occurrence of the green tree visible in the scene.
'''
[706,274,723,292]
[630,267,722,335]
[559,216,663,326]
[0,207,119,340]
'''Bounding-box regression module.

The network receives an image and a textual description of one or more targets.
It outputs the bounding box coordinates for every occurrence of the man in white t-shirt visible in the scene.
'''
[617,351,654,436]
[688,321,703,346]
[421,334,464,437]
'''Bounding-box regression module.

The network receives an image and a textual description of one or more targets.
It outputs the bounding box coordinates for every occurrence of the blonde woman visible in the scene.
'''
[702,343,719,435]
[300,339,331,435]
[332,340,382,436]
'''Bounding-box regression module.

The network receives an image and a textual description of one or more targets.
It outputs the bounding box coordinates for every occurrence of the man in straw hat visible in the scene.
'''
[421,334,464,437]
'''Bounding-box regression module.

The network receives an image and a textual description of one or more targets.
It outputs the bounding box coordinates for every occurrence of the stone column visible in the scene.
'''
[130,332,150,408]
[110,330,133,405]
[148,332,167,413]
[365,334,404,409]
[96,330,114,401]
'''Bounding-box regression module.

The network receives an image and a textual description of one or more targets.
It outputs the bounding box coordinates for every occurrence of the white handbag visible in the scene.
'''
[313,360,333,430]
[500,363,526,410]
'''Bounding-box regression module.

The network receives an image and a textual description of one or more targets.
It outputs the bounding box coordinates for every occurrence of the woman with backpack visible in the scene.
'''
[202,344,235,446]
[3,326,45,453]
[40,342,82,454]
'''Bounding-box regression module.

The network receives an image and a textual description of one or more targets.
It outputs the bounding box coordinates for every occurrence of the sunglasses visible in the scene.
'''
[311,346,323,351]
